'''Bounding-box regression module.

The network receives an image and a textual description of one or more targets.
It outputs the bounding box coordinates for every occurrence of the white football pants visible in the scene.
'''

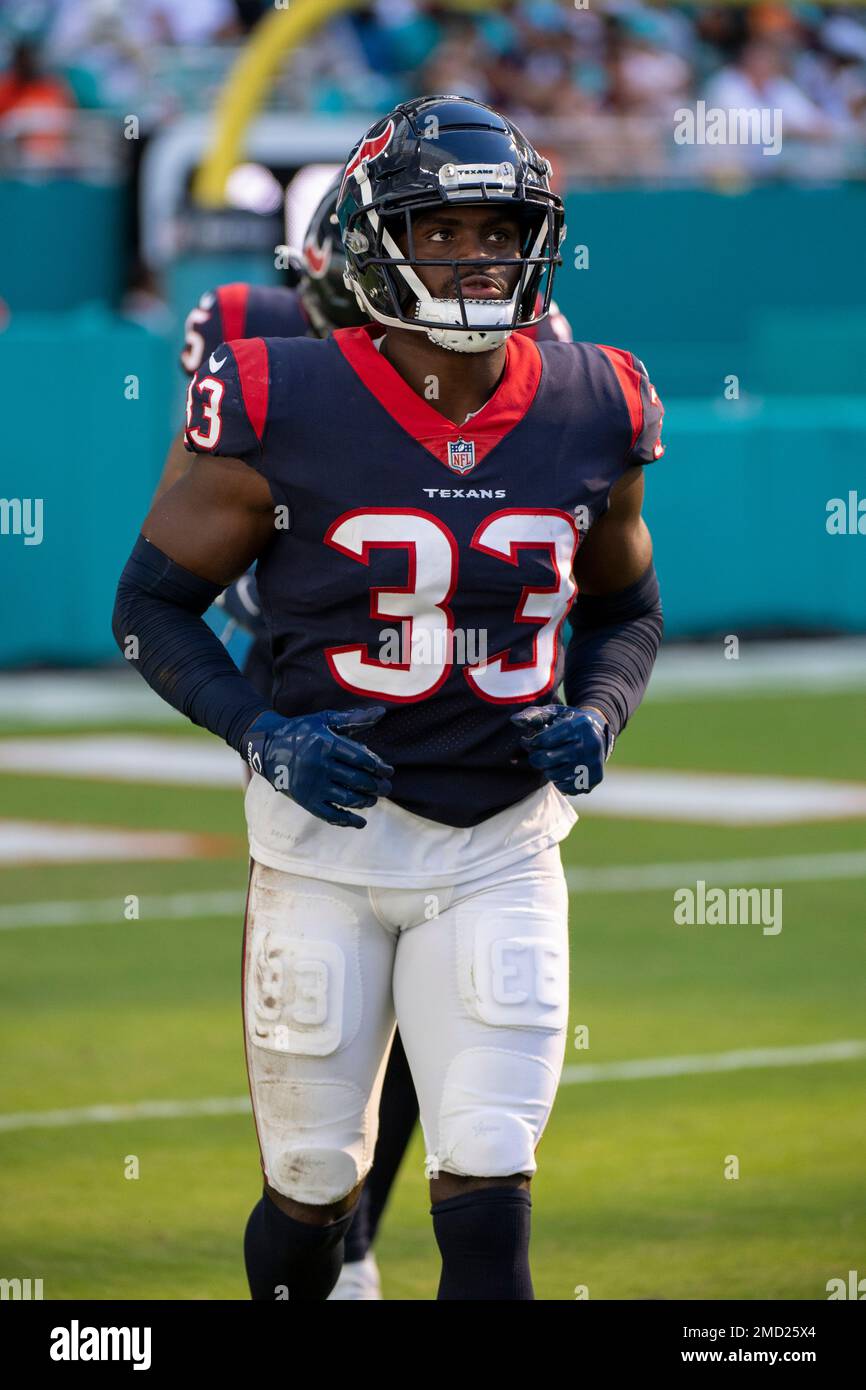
[242,845,570,1205]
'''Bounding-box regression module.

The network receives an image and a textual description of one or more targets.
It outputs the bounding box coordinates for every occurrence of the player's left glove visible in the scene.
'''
[511,704,614,796]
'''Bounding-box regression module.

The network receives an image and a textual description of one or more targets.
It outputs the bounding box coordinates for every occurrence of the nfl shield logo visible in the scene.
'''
[447,437,476,475]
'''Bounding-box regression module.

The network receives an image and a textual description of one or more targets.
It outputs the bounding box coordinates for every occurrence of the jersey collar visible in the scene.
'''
[333,323,542,472]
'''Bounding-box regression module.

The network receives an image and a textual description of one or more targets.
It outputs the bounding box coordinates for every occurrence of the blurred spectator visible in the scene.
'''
[358,0,443,76]
[46,0,148,110]
[47,0,239,53]
[129,0,240,46]
[0,39,76,164]
[418,29,492,107]
[704,38,837,141]
[609,13,693,118]
[6,0,862,181]
[484,3,594,121]
[692,4,747,67]
[747,2,804,45]
[804,15,866,127]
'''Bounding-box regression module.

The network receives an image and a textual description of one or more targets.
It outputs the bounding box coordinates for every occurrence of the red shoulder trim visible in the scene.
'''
[217,283,250,343]
[229,338,269,444]
[596,344,643,452]
[332,325,542,470]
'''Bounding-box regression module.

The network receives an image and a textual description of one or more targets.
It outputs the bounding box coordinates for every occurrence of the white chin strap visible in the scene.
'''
[416,296,516,353]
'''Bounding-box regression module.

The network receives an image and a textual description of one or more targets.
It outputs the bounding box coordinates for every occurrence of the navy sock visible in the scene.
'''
[344,1029,419,1264]
[244,1191,354,1301]
[431,1186,534,1301]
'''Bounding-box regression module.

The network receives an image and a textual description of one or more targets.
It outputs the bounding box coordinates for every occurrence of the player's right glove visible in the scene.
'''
[242,706,394,829]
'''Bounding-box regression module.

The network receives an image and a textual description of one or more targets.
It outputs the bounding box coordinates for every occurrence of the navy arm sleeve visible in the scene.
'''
[563,564,663,738]
[112,535,270,752]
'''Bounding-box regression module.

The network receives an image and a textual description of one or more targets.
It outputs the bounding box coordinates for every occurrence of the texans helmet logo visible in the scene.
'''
[303,235,331,278]
[338,120,395,205]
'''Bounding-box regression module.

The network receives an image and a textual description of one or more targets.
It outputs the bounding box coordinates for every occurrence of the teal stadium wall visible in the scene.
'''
[0,184,864,666]
[0,180,128,313]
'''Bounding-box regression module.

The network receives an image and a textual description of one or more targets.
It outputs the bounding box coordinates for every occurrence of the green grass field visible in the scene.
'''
[1,686,864,1300]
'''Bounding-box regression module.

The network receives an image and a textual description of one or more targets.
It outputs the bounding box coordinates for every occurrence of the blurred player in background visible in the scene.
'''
[115,94,660,1300]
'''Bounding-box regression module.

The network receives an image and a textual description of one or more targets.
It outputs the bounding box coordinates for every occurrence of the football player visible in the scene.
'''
[114,95,663,1301]
[158,164,576,1301]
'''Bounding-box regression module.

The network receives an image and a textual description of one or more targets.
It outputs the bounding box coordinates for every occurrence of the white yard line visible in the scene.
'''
[1,849,864,930]
[4,737,866,824]
[1,1041,863,1134]
[0,736,240,787]
[559,1040,866,1085]
[0,821,218,865]
[581,771,866,824]
[0,889,245,929]
[0,673,181,725]
[0,1097,251,1133]
[565,849,866,893]
[646,639,866,700]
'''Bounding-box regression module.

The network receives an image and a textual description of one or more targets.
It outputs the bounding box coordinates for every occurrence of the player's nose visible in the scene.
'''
[458,230,494,261]
[445,219,489,261]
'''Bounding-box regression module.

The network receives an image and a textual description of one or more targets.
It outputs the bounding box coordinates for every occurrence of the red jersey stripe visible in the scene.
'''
[230,337,269,444]
[596,344,643,452]
[217,282,250,344]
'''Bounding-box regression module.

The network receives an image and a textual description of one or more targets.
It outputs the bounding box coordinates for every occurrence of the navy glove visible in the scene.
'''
[511,704,613,796]
[214,571,266,641]
[243,706,394,829]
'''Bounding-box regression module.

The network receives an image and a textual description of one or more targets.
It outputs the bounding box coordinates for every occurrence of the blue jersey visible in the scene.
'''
[185,326,662,826]
[180,283,311,377]
[178,286,575,707]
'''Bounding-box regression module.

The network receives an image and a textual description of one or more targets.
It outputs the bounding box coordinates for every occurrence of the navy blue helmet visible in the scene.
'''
[336,94,565,353]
